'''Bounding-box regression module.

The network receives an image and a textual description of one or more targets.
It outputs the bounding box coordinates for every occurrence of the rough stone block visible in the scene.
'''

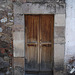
[54,44,65,75]
[56,3,65,14]
[0,17,7,23]
[14,57,24,75]
[55,14,65,26]
[13,31,24,40]
[22,3,55,14]
[54,44,64,62]
[0,0,7,3]
[54,26,65,38]
[14,4,23,14]
[14,14,24,25]
[56,0,65,3]
[12,25,24,32]
[13,31,24,57]
[14,57,24,68]
[54,37,65,44]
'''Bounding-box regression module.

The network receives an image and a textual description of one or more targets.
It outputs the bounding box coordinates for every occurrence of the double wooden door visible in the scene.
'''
[25,15,54,75]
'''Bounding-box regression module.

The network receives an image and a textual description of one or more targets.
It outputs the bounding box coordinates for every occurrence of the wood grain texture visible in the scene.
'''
[25,15,39,71]
[25,15,54,74]
[40,15,54,71]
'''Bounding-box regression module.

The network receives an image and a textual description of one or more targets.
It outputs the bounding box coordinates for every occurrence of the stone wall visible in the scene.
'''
[12,0,66,75]
[54,14,65,75]
[0,0,13,75]
[0,0,66,75]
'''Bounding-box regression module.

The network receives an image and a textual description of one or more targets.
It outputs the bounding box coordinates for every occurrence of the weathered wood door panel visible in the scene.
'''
[25,15,54,74]
[25,15,39,71]
[40,15,54,71]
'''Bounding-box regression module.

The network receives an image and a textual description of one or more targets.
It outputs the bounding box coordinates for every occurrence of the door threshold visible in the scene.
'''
[25,71,53,75]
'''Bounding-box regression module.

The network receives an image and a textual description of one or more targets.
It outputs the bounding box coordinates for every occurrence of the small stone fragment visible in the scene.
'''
[1,17,7,23]
[0,28,3,32]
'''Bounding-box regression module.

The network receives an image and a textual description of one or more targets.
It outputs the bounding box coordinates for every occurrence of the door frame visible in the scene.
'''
[24,14,54,74]
[13,2,66,75]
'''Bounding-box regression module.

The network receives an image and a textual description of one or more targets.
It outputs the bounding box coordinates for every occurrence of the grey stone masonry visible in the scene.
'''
[13,0,66,75]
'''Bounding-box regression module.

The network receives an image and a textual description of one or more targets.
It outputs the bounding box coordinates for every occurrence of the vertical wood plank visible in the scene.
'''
[25,15,39,71]
[25,15,54,74]
[40,15,54,71]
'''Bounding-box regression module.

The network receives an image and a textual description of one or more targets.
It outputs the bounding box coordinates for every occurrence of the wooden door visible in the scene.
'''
[25,15,54,75]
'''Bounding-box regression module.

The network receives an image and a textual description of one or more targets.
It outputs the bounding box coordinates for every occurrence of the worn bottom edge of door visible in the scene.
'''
[25,71,53,75]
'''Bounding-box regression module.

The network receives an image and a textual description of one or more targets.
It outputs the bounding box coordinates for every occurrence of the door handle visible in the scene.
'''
[40,40,41,46]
